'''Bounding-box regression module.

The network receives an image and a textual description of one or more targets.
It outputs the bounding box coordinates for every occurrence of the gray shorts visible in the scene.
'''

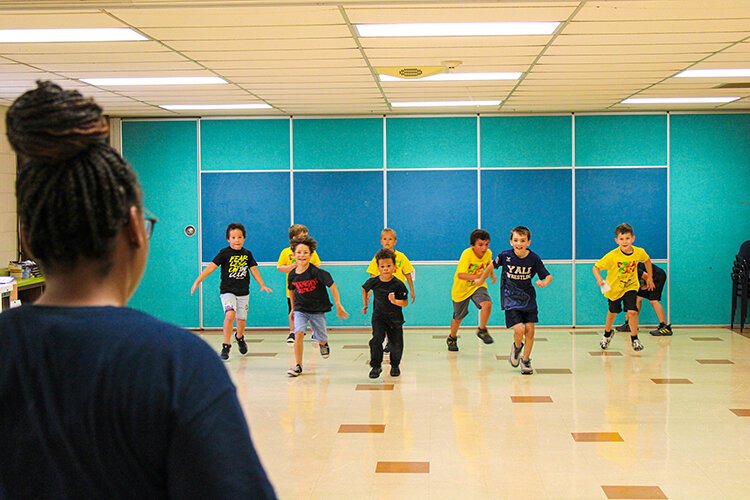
[452,287,492,320]
[293,311,328,342]
[220,293,249,321]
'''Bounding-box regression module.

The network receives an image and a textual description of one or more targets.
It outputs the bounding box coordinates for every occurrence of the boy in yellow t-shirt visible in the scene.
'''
[593,223,655,352]
[446,229,497,352]
[277,224,321,344]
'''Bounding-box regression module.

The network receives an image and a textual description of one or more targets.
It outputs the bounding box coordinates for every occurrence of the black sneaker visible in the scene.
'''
[286,332,295,344]
[509,341,524,368]
[369,366,382,379]
[476,327,494,344]
[384,342,391,353]
[220,343,231,361]
[615,321,630,332]
[520,358,533,375]
[390,365,400,377]
[446,335,459,352]
[235,334,248,355]
[320,343,330,358]
[287,364,302,377]
[650,323,673,336]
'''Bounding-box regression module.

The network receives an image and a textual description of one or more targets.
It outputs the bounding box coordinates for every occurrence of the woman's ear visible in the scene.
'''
[126,206,146,248]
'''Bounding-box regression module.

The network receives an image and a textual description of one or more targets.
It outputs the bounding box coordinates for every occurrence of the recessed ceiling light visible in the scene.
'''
[391,100,501,107]
[0,28,147,43]
[81,77,227,86]
[621,97,740,104]
[356,22,559,37]
[380,72,522,82]
[675,69,750,78]
[160,104,272,110]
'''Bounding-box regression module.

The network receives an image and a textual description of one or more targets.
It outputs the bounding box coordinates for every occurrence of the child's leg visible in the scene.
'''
[650,299,667,325]
[369,318,387,368]
[223,310,236,345]
[292,311,306,366]
[449,318,462,338]
[604,311,617,332]
[388,323,404,368]
[478,300,492,330]
[236,319,246,338]
[522,323,535,360]
[512,323,524,348]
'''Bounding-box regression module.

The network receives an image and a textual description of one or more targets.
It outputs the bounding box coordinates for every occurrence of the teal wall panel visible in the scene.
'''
[533,264,573,326]
[575,263,605,326]
[122,120,199,327]
[576,114,667,166]
[670,114,750,324]
[480,116,572,167]
[200,119,289,170]
[293,118,382,169]
[387,117,477,168]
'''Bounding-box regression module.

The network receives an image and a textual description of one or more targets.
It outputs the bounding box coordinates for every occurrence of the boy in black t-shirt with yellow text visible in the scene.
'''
[362,248,409,379]
[191,223,272,360]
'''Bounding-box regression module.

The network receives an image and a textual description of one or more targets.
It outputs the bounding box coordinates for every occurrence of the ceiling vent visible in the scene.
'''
[375,60,463,80]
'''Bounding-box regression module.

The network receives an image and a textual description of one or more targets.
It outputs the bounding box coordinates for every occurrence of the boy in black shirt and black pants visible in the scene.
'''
[615,262,671,336]
[362,249,409,379]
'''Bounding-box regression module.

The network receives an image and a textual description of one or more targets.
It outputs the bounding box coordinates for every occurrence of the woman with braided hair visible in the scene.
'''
[0,81,276,499]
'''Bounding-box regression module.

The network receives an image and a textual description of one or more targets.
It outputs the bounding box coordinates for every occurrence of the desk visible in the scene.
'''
[0,277,45,310]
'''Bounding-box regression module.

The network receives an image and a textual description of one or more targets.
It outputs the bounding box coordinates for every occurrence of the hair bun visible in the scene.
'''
[6,80,109,161]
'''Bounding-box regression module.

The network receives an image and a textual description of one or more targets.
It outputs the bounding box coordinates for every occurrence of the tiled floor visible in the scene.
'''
[200,327,750,499]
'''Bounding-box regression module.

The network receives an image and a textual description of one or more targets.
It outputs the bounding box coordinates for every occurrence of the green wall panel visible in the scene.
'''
[293,118,382,169]
[481,116,572,167]
[122,120,199,327]
[576,114,667,166]
[200,119,290,171]
[387,117,477,168]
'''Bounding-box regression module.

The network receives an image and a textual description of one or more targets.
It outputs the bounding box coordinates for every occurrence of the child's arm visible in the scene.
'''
[277,262,297,273]
[405,273,416,303]
[190,263,218,295]
[361,287,369,315]
[329,283,349,319]
[592,264,605,286]
[642,259,655,290]
[249,266,273,293]
[536,274,553,288]
[470,263,495,286]
[388,292,408,308]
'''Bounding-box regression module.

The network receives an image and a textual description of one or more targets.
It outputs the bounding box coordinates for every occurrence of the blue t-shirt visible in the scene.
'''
[0,305,276,500]
[492,249,550,311]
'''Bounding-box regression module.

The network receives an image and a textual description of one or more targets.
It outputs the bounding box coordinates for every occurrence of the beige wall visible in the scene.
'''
[0,106,18,265]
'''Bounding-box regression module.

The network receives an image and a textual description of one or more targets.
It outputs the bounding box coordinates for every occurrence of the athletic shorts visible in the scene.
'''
[293,311,328,342]
[504,309,539,328]
[608,290,638,314]
[452,287,492,321]
[637,276,665,301]
[220,293,249,321]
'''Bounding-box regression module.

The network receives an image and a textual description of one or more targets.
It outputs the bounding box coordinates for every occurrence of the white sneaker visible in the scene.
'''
[509,342,524,367]
[631,338,644,351]
[287,364,302,377]
[286,332,295,344]
[520,358,533,375]
[600,332,614,350]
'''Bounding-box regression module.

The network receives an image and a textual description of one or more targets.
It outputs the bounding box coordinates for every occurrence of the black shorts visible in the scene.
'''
[608,290,638,313]
[637,277,665,301]
[505,309,538,328]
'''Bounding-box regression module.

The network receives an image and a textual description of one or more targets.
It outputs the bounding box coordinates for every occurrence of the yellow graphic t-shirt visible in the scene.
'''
[277,247,321,297]
[596,246,650,300]
[451,247,493,302]
[365,249,415,284]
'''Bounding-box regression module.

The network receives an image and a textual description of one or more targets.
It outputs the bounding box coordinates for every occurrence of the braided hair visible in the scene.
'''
[7,81,142,275]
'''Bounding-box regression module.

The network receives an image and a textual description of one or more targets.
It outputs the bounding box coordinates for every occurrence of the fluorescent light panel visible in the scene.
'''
[161,104,272,110]
[676,69,750,78]
[391,100,501,107]
[0,28,146,43]
[81,77,227,86]
[622,97,740,104]
[380,72,521,82]
[357,22,559,37]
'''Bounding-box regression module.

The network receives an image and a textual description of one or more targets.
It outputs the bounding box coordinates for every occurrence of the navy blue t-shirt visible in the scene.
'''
[0,305,276,500]
[492,249,550,311]
[212,246,258,296]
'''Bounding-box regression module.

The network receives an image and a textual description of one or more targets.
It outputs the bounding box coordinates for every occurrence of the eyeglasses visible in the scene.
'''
[143,208,158,239]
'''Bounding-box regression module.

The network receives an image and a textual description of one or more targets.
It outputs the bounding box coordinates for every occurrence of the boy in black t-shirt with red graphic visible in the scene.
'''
[362,248,409,379]
[191,223,272,360]
[287,236,348,377]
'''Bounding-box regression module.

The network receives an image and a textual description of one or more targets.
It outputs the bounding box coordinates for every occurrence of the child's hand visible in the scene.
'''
[490,274,498,285]
[411,293,416,304]
[536,279,547,288]
[646,278,655,291]
[260,285,273,293]
[596,279,605,287]
[388,292,396,303]
[190,283,198,295]
[361,304,368,315]
[336,305,349,320]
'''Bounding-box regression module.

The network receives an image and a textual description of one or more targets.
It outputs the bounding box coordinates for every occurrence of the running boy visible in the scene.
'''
[615,262,671,336]
[362,249,409,379]
[476,226,552,374]
[593,223,655,351]
[191,223,272,360]
[287,236,348,377]
[447,229,496,352]
[277,224,321,344]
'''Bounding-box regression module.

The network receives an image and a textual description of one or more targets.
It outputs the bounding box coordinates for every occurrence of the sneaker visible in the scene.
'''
[446,335,459,352]
[600,332,614,350]
[476,327,494,344]
[287,364,302,377]
[369,366,382,379]
[520,358,533,375]
[286,332,295,344]
[390,365,401,377]
[615,321,630,332]
[220,343,231,360]
[509,342,524,368]
[235,334,248,355]
[384,342,391,353]
[631,338,644,351]
[320,343,330,358]
[650,323,673,336]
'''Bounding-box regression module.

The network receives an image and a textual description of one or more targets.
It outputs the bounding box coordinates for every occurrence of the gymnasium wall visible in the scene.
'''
[121,113,750,329]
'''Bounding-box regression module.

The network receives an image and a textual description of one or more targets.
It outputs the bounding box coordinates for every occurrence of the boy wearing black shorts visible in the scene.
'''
[615,263,671,336]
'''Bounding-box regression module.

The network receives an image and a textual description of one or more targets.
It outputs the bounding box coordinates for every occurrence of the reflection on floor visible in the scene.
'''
[198,327,750,499]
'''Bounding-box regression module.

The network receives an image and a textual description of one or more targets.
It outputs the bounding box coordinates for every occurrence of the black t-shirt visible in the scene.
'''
[287,264,334,313]
[638,262,666,287]
[362,276,408,323]
[212,246,258,296]
[0,305,276,499]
